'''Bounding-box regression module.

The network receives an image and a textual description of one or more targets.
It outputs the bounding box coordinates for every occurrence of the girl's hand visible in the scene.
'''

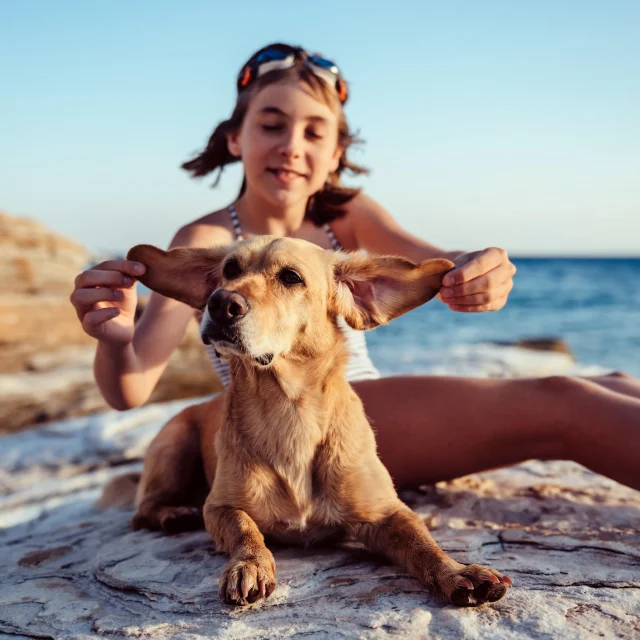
[70,259,146,346]
[439,247,516,312]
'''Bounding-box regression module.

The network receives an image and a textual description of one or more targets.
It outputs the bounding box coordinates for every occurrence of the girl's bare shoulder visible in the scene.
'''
[170,207,235,249]
[330,192,386,251]
[344,192,390,222]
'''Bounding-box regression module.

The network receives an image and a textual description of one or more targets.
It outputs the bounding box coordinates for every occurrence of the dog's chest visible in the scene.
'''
[239,455,345,545]
[227,390,348,543]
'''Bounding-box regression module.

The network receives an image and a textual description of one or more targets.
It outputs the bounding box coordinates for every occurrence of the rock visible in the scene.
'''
[492,337,574,357]
[0,322,222,433]
[0,211,90,295]
[0,400,638,638]
[0,296,94,371]
[389,342,608,380]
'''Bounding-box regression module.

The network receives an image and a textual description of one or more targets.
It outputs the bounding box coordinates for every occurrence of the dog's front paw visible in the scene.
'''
[219,551,277,606]
[435,561,513,607]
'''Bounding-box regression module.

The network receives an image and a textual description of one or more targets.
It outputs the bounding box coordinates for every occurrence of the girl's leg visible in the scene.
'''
[352,375,640,491]
[585,371,640,400]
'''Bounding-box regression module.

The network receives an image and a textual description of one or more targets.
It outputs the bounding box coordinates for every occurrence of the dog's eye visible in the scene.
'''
[278,268,304,287]
[223,259,241,280]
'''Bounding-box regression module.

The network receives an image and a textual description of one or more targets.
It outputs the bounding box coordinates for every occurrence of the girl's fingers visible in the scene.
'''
[442,248,508,287]
[440,263,515,299]
[82,307,120,336]
[447,295,510,312]
[71,287,125,309]
[91,259,146,277]
[70,284,137,322]
[70,261,143,340]
[441,278,513,305]
[71,263,142,320]
[75,269,137,289]
[443,280,513,312]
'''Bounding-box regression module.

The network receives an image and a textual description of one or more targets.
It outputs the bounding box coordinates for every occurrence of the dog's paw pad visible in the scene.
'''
[450,578,474,607]
[441,563,512,607]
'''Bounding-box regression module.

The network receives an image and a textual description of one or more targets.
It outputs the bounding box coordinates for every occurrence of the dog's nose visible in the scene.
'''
[207,290,249,324]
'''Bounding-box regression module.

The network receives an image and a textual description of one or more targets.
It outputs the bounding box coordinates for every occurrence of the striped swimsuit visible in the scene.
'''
[205,204,381,387]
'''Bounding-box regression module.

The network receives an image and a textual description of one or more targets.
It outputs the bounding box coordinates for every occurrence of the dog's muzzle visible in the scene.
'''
[201,290,274,366]
[201,290,249,347]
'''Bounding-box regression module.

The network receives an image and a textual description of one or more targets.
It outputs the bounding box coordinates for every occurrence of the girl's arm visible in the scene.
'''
[345,194,465,262]
[93,223,231,409]
[345,194,516,313]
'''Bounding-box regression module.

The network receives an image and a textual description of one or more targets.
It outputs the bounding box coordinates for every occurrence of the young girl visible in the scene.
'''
[71,43,640,491]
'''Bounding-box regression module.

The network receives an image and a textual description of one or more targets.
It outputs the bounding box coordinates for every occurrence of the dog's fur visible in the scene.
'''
[102,236,512,607]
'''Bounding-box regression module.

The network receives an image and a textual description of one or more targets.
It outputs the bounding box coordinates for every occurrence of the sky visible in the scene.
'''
[1,0,639,257]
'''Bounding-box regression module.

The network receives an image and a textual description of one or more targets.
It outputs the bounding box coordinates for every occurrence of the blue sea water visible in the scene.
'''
[366,258,640,377]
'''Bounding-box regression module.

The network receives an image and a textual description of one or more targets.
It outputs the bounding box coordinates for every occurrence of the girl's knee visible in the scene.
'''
[536,375,587,396]
[532,375,591,458]
[606,370,632,379]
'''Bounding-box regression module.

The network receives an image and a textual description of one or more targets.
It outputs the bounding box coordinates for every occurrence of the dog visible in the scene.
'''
[102,236,512,607]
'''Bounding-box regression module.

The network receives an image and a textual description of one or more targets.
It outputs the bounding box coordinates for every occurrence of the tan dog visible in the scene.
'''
[111,236,512,607]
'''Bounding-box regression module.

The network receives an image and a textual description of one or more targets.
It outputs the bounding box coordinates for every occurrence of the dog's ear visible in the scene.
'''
[330,252,455,330]
[126,244,229,309]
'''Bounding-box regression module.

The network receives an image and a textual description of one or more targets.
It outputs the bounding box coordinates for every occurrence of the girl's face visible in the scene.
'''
[228,80,343,209]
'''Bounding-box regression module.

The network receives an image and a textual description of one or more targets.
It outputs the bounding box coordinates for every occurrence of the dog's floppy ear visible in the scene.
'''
[127,244,229,309]
[331,252,455,330]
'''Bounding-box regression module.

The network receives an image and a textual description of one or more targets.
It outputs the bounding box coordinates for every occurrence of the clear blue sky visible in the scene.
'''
[1,1,639,256]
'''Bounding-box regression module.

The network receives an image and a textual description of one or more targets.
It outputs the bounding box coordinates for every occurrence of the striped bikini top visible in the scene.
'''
[205,204,381,387]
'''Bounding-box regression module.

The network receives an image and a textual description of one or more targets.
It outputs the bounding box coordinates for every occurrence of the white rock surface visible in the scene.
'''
[1,360,638,638]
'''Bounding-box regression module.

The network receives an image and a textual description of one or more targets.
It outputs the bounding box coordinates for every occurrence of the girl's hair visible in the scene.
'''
[181,48,368,225]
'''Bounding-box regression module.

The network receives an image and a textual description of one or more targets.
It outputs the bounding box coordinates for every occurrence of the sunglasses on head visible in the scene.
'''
[237,46,348,104]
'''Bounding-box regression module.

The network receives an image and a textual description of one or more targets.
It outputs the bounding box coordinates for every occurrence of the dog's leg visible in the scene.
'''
[352,506,512,607]
[132,401,210,534]
[204,504,276,606]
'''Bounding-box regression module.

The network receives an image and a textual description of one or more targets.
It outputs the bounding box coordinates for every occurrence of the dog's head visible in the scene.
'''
[128,237,453,367]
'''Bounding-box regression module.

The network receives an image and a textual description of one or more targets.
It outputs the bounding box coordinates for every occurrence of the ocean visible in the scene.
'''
[366,258,640,378]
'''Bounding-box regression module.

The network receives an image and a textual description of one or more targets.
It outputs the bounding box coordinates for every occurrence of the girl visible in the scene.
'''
[71,43,640,490]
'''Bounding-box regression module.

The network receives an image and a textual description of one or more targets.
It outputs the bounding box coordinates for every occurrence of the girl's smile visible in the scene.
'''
[267,167,308,183]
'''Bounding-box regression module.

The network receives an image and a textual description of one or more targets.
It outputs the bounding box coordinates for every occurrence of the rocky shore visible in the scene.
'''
[1,401,638,638]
